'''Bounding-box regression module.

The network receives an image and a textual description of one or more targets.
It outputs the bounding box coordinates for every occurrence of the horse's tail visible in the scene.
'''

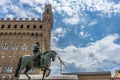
[14,57,22,77]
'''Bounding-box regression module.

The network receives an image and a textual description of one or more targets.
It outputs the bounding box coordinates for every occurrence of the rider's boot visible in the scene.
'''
[40,59,45,67]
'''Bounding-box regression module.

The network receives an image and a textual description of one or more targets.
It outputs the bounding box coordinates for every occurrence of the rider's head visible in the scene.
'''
[36,42,40,46]
[36,42,39,44]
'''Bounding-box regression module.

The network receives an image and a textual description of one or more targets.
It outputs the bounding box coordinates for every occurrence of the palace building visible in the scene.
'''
[0,4,53,78]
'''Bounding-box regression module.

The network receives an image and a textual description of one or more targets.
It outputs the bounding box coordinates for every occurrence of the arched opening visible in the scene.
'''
[14,24,17,29]
[1,24,4,29]
[8,25,11,29]
[27,25,30,29]
[33,25,36,29]
[20,24,23,29]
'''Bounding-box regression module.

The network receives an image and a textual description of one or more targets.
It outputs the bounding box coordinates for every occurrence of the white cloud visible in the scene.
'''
[0,0,11,6]
[62,15,80,25]
[52,0,120,24]
[5,14,15,18]
[79,31,90,38]
[51,34,120,75]
[51,27,66,47]
[35,7,43,14]
[89,19,98,26]
[53,27,66,37]
[20,0,34,6]
[10,5,29,18]
[80,31,84,36]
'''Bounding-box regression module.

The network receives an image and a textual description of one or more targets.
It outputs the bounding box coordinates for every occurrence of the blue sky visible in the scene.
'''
[0,0,120,76]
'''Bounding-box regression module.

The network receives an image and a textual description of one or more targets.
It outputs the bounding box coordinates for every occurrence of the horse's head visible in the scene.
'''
[49,51,57,61]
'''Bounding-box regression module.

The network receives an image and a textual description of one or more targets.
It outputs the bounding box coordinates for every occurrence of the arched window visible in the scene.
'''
[8,25,11,29]
[22,44,27,51]
[20,25,23,28]
[6,65,13,73]
[33,25,36,29]
[14,24,17,28]
[27,25,30,29]
[12,44,18,51]
[46,9,50,13]
[39,25,42,29]
[1,24,4,29]
[2,44,8,50]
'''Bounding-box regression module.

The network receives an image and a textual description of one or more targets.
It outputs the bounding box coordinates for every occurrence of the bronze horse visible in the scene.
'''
[13,50,57,80]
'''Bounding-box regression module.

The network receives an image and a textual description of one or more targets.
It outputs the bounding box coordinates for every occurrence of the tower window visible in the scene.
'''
[46,9,50,13]
[2,44,8,50]
[22,44,27,51]
[6,65,13,73]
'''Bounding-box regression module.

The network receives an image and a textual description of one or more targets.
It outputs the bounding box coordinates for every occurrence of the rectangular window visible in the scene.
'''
[0,66,2,73]
[6,65,13,73]
[31,44,35,50]
[22,44,27,51]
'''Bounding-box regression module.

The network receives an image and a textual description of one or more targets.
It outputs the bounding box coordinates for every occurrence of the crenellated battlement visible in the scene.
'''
[45,4,52,7]
[0,18,42,21]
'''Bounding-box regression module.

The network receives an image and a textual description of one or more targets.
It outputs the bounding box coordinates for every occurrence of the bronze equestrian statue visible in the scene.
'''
[13,47,57,80]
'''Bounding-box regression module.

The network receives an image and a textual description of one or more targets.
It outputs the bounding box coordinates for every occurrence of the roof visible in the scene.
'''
[62,71,111,76]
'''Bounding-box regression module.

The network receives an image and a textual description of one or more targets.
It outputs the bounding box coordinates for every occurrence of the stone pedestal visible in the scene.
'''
[20,75,78,80]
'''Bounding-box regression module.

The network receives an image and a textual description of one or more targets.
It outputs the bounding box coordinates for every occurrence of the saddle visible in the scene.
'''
[33,57,41,68]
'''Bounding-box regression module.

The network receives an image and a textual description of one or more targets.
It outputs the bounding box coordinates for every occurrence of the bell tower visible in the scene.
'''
[43,4,53,27]
[42,4,53,51]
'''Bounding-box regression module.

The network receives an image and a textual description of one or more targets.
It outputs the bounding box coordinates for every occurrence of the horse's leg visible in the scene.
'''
[42,68,46,80]
[24,66,31,80]
[14,57,22,80]
[14,66,20,79]
[45,69,51,77]
[16,64,25,80]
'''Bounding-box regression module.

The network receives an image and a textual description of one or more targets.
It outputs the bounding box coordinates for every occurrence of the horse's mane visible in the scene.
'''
[43,50,56,55]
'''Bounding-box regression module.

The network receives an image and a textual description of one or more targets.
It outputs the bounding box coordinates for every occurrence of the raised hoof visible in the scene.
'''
[46,69,51,77]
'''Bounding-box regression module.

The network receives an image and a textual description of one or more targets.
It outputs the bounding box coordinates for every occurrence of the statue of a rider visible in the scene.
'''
[33,42,44,67]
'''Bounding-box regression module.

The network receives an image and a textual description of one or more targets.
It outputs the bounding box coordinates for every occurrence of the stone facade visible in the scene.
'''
[0,4,53,78]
